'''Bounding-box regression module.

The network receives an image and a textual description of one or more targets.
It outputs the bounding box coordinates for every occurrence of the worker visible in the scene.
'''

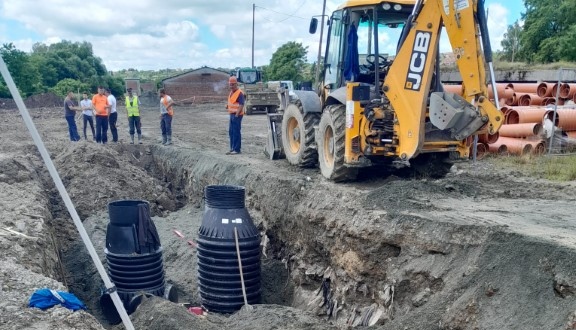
[63,91,81,142]
[159,88,174,145]
[125,88,142,144]
[80,92,95,141]
[105,88,118,143]
[226,76,244,155]
[92,86,111,144]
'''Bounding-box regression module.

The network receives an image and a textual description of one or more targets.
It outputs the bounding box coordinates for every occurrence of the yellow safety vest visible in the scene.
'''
[126,95,139,117]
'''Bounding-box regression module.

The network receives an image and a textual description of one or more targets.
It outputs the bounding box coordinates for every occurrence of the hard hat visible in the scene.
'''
[229,76,238,84]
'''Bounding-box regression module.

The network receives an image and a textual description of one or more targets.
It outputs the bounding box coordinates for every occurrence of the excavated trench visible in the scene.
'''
[44,142,576,330]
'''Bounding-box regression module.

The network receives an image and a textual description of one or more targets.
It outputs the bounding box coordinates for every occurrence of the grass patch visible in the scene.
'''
[490,154,576,181]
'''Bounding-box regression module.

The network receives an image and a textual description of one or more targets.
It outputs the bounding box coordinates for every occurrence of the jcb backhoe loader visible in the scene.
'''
[265,0,503,181]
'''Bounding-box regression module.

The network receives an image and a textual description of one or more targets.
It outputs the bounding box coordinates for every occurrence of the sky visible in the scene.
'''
[0,0,524,72]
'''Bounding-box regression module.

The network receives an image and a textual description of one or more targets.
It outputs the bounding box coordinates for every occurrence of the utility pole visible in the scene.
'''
[252,3,255,69]
[315,0,327,85]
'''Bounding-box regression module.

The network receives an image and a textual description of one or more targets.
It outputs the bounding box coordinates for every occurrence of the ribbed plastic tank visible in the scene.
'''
[197,185,261,313]
[101,200,176,324]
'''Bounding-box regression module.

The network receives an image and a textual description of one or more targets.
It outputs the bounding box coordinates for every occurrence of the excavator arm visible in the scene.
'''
[383,0,503,160]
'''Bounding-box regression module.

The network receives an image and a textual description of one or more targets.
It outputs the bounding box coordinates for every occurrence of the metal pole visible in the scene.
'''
[314,0,327,85]
[0,55,135,330]
[548,68,563,154]
[252,3,255,69]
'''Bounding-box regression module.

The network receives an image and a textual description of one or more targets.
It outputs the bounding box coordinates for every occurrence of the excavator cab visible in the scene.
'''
[266,0,503,181]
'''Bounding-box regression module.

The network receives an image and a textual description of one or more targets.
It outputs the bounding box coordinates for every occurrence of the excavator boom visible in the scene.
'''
[384,0,502,160]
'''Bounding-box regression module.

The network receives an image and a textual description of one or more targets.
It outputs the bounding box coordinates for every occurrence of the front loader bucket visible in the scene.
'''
[264,113,285,160]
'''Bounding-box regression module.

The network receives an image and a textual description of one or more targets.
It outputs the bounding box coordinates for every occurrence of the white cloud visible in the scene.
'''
[0,1,512,71]
[486,3,509,51]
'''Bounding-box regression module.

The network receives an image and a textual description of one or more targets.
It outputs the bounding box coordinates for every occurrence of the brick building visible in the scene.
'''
[124,78,141,95]
[162,67,230,104]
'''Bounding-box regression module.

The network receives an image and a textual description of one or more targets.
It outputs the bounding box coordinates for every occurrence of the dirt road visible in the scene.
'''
[1,102,576,330]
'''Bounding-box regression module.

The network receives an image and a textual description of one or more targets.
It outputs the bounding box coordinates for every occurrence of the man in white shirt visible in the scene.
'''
[80,92,95,140]
[106,88,118,143]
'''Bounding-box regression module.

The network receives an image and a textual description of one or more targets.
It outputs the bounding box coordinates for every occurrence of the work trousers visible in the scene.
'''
[160,114,172,136]
[83,114,95,140]
[109,112,118,142]
[228,114,243,153]
[128,116,142,135]
[65,116,80,141]
[95,115,109,144]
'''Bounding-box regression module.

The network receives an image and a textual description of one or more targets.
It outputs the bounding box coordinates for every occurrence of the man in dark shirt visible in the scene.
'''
[64,91,81,141]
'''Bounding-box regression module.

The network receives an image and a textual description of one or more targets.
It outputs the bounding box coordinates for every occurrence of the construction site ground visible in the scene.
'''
[2,101,576,330]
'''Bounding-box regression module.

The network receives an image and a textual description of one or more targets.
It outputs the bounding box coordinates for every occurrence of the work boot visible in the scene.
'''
[138,134,143,144]
[162,134,167,145]
[130,134,134,144]
[166,135,172,145]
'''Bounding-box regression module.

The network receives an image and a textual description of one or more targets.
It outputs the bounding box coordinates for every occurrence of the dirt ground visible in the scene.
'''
[1,100,576,330]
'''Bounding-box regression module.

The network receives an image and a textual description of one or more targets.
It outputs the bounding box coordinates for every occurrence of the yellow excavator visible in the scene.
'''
[265,0,503,181]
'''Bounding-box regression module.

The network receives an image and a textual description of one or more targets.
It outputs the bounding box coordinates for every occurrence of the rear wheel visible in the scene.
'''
[281,102,320,167]
[318,104,357,181]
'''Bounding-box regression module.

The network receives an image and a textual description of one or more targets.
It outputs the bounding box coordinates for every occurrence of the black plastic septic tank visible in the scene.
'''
[197,185,261,313]
[101,200,176,325]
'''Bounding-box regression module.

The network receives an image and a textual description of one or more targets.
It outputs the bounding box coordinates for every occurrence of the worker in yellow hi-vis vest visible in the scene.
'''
[125,88,142,144]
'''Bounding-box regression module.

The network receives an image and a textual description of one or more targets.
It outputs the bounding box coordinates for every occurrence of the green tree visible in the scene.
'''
[519,0,576,62]
[500,21,522,62]
[50,78,89,97]
[30,40,107,89]
[264,42,308,82]
[0,43,41,97]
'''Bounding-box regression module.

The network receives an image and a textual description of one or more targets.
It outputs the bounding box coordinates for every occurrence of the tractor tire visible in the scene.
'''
[318,104,358,182]
[281,101,320,167]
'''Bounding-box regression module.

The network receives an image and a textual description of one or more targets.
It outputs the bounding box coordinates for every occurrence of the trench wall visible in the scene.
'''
[150,146,576,329]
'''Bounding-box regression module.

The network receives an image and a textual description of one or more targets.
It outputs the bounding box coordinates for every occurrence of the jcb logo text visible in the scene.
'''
[404,31,431,91]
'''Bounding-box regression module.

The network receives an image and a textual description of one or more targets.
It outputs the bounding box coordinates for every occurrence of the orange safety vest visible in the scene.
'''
[161,95,174,116]
[227,89,243,116]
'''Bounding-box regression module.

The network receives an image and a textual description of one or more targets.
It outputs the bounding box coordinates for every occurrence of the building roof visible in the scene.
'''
[162,66,230,83]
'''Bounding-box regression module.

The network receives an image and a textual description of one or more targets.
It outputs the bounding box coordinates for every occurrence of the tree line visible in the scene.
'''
[0,41,124,98]
[0,39,314,99]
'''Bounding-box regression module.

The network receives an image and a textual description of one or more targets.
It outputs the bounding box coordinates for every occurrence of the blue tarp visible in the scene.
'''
[343,25,360,81]
[29,288,87,311]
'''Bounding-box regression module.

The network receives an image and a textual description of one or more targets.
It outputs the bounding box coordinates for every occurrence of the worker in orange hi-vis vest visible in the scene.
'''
[159,88,174,145]
[226,76,245,155]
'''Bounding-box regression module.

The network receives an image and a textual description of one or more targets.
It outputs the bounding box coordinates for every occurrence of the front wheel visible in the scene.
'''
[281,102,320,167]
[317,104,357,182]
